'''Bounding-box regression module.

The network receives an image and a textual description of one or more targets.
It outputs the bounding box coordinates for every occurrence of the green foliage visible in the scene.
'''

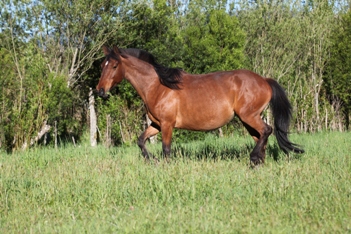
[96,80,144,146]
[181,8,245,74]
[238,0,337,132]
[0,41,78,151]
[0,132,350,232]
[0,47,16,150]
[44,73,78,134]
[238,0,304,77]
[0,43,49,150]
[324,9,351,128]
[117,0,183,67]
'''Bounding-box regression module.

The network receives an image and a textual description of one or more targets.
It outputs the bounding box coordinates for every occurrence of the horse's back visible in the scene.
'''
[180,69,271,106]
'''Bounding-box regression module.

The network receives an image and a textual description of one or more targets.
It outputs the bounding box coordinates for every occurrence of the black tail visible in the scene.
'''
[266,78,304,154]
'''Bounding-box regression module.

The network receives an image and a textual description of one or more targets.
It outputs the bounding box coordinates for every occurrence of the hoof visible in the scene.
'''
[250,154,264,167]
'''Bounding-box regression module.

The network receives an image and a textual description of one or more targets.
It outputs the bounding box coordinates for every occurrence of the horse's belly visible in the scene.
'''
[175,105,234,131]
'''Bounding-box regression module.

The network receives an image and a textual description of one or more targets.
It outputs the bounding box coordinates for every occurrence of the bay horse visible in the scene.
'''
[96,46,304,165]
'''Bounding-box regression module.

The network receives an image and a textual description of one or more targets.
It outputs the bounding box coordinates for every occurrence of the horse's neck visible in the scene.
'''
[123,58,160,101]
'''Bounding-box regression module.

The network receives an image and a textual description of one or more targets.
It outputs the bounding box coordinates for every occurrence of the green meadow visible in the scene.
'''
[1,132,350,233]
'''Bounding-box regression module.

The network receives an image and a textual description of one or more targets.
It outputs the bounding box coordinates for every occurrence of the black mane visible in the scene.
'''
[119,48,182,90]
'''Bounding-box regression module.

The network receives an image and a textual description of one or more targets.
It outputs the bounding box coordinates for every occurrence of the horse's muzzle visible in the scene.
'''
[98,88,105,96]
[97,88,109,99]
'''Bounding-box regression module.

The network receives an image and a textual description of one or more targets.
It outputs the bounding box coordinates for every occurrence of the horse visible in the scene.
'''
[96,46,304,165]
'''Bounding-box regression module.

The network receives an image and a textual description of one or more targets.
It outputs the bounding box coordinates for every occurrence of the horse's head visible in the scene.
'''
[96,46,125,99]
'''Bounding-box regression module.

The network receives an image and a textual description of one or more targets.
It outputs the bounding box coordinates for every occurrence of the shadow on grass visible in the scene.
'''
[266,143,303,162]
[266,143,281,161]
[170,141,255,161]
[109,137,302,163]
[171,141,299,163]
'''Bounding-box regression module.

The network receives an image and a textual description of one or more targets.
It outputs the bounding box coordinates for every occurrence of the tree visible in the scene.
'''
[292,0,335,131]
[0,44,16,151]
[181,8,245,74]
[0,0,126,150]
[237,0,302,79]
[237,0,336,132]
[324,9,351,129]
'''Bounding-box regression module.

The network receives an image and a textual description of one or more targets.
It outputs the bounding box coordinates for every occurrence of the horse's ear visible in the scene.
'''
[113,46,128,59]
[102,45,111,56]
[113,46,121,55]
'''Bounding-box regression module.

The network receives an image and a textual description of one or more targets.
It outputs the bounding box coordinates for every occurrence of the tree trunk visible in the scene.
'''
[89,88,97,147]
[106,114,112,147]
[22,121,51,150]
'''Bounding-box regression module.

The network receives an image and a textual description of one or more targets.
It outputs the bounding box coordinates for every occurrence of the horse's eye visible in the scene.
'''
[113,65,117,69]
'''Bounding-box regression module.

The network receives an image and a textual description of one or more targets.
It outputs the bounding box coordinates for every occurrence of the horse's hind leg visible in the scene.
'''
[137,122,160,160]
[240,115,272,165]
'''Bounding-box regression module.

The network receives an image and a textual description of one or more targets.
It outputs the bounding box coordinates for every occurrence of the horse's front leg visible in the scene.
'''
[161,123,174,161]
[137,122,160,161]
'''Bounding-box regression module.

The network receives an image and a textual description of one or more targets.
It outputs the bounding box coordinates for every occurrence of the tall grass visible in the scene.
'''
[0,132,350,233]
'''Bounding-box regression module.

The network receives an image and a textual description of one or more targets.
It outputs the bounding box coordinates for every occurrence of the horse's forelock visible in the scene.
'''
[106,50,121,62]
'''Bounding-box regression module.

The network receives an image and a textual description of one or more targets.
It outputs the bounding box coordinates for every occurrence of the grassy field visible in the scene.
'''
[0,132,350,233]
